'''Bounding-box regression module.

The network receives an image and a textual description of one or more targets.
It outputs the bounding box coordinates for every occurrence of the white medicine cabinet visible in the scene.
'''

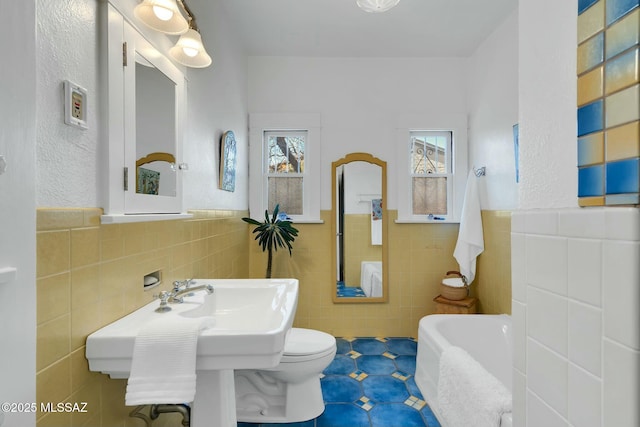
[101,1,190,223]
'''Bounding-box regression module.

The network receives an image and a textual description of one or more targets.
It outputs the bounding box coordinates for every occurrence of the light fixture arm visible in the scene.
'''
[176,0,198,31]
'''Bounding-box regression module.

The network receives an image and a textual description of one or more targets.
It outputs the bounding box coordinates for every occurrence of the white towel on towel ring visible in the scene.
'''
[125,314,215,406]
[437,346,511,427]
[453,170,484,284]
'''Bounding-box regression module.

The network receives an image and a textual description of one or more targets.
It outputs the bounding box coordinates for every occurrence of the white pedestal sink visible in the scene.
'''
[86,279,299,427]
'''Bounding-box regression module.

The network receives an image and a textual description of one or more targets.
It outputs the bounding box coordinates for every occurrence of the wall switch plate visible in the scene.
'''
[64,80,88,129]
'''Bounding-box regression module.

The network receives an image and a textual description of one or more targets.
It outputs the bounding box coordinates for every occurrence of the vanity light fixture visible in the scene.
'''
[169,27,212,68]
[356,0,400,13]
[135,0,212,68]
[134,0,189,35]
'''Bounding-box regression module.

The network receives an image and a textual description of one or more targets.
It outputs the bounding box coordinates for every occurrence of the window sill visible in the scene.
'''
[394,219,460,224]
[101,213,193,224]
[293,219,324,224]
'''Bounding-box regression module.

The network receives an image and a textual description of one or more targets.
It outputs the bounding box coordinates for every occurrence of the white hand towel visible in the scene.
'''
[371,199,383,245]
[453,170,484,284]
[438,346,511,427]
[125,315,214,406]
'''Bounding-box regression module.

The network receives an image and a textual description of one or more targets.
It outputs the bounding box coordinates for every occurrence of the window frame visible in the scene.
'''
[249,113,322,223]
[409,130,454,217]
[395,113,468,223]
[264,129,307,215]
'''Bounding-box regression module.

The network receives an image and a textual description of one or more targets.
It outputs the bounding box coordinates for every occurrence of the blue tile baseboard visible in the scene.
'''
[238,337,441,427]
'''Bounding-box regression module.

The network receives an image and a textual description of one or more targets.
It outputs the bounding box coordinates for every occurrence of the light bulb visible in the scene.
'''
[152,5,174,21]
[182,47,199,57]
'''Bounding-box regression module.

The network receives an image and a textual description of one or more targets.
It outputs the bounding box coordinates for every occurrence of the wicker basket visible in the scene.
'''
[440,271,469,301]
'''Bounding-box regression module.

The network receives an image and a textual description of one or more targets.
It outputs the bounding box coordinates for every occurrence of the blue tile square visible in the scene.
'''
[321,376,363,403]
[395,355,418,375]
[352,338,388,355]
[336,338,352,354]
[579,0,600,14]
[606,158,640,193]
[405,377,424,398]
[362,376,410,403]
[370,403,426,427]
[386,338,418,355]
[421,405,442,427]
[579,164,605,196]
[606,0,639,25]
[578,100,604,136]
[357,355,397,375]
[317,404,370,427]
[324,354,357,375]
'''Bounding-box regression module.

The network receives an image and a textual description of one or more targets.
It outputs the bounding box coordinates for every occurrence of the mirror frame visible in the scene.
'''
[331,153,388,303]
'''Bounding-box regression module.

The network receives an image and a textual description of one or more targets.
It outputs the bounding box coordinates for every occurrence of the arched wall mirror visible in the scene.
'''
[332,153,388,303]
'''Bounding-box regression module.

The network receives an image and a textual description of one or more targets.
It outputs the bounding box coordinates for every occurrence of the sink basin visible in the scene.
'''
[85,279,299,378]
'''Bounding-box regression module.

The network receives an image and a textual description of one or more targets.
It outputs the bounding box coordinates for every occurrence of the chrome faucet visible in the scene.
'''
[155,283,214,313]
[169,284,214,304]
[173,278,196,292]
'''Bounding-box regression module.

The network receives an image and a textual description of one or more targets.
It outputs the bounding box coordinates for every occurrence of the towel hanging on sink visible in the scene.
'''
[125,315,214,406]
[453,170,484,285]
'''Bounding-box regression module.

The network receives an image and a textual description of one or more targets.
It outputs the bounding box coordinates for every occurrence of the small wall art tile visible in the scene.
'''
[579,165,605,197]
[606,0,640,26]
[578,100,605,136]
[578,0,639,206]
[579,0,605,44]
[605,8,639,59]
[606,158,639,193]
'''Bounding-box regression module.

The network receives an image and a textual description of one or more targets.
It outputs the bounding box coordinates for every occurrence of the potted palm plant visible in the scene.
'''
[242,204,299,278]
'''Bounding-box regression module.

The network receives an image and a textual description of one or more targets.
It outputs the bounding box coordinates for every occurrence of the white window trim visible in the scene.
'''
[409,130,454,218]
[395,113,468,223]
[249,113,322,223]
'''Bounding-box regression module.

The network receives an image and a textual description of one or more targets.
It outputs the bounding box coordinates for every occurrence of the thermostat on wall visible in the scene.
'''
[64,80,88,129]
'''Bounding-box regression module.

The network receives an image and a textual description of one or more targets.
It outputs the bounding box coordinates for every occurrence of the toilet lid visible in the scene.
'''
[284,328,336,356]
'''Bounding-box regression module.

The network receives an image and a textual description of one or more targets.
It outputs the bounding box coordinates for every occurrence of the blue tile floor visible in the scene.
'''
[238,337,441,427]
[336,281,366,298]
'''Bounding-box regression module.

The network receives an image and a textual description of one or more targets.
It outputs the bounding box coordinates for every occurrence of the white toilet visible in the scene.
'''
[234,328,337,423]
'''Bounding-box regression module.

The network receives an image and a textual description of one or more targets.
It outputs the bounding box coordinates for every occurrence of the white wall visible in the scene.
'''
[0,1,37,426]
[35,0,249,212]
[183,0,249,210]
[467,9,519,211]
[248,56,468,211]
[36,0,101,208]
[518,0,578,209]
[514,1,640,426]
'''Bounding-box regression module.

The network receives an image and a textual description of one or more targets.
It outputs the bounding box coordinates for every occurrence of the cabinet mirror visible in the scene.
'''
[103,2,187,221]
[332,153,388,303]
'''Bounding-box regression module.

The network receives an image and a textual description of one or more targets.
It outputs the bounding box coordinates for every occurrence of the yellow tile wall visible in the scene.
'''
[35,208,249,427]
[36,207,511,426]
[474,211,513,315]
[249,210,511,338]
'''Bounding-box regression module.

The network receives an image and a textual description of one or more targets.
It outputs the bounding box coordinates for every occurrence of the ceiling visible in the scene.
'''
[216,0,518,58]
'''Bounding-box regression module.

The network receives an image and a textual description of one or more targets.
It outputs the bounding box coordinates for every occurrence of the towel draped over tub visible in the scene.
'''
[437,345,511,427]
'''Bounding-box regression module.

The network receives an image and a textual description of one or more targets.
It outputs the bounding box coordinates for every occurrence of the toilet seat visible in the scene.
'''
[280,328,336,363]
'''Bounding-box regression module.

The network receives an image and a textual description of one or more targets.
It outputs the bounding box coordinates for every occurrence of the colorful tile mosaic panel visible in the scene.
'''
[578,0,639,206]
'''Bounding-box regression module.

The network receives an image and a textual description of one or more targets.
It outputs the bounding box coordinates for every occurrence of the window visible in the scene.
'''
[410,131,452,216]
[249,113,321,222]
[395,113,468,223]
[264,131,306,215]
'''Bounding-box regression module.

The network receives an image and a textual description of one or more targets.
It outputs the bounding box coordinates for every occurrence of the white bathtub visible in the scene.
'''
[415,314,513,427]
[360,261,382,297]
